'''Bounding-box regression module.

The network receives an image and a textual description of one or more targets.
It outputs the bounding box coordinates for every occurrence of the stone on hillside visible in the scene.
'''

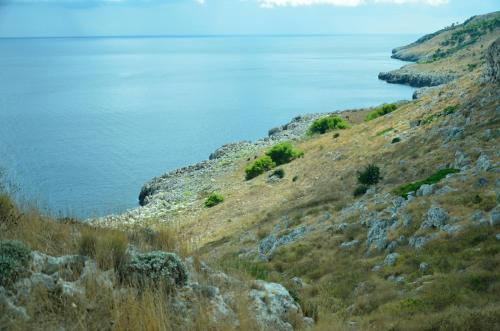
[442,224,462,234]
[483,38,500,83]
[453,150,470,169]
[124,251,188,287]
[367,219,396,251]
[31,251,86,279]
[470,211,489,226]
[386,241,398,253]
[421,206,449,229]
[409,234,437,249]
[419,262,430,273]
[474,177,489,188]
[384,253,400,266]
[476,153,492,172]
[416,184,434,197]
[0,286,28,321]
[258,226,309,260]
[496,233,500,241]
[340,240,360,250]
[249,280,310,331]
[435,185,456,195]
[444,127,464,143]
[491,206,500,227]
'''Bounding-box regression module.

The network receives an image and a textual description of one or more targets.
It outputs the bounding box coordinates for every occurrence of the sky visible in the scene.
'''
[0,0,498,37]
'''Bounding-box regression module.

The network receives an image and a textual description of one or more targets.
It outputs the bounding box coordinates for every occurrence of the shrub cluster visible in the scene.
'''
[308,116,347,134]
[245,156,276,180]
[392,168,459,198]
[0,240,31,286]
[265,142,304,165]
[205,193,224,208]
[245,142,303,180]
[364,104,398,121]
[270,168,285,179]
[354,164,381,197]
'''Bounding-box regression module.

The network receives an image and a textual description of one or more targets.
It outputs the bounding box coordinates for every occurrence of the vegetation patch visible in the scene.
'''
[265,142,304,166]
[421,105,459,125]
[364,104,398,122]
[353,184,369,197]
[376,128,394,136]
[357,164,382,186]
[393,168,459,198]
[271,168,285,179]
[0,240,31,286]
[308,115,348,134]
[245,155,276,180]
[205,193,224,208]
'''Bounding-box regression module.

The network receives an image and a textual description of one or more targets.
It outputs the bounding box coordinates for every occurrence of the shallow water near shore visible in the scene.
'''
[0,34,416,218]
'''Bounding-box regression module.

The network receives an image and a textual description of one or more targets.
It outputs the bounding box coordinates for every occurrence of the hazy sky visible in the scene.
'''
[0,0,498,37]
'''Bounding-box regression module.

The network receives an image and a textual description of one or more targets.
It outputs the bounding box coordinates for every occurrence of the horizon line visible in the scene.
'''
[0,32,423,40]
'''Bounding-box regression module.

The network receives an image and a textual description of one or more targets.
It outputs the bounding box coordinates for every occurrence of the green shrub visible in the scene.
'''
[393,168,459,198]
[392,137,401,144]
[364,104,398,121]
[205,193,224,208]
[421,105,458,125]
[357,164,381,186]
[265,142,303,166]
[245,156,276,180]
[0,240,31,286]
[308,116,348,134]
[271,168,285,179]
[353,184,369,197]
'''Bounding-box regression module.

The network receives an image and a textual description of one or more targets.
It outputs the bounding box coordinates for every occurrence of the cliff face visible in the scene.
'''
[484,38,500,83]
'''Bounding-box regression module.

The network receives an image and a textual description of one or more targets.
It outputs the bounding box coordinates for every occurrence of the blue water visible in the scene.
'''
[0,35,416,218]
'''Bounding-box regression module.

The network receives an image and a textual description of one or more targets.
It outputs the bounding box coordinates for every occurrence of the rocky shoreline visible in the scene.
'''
[92,112,349,225]
[378,69,457,88]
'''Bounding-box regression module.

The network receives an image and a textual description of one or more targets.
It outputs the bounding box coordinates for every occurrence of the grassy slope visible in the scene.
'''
[389,12,500,77]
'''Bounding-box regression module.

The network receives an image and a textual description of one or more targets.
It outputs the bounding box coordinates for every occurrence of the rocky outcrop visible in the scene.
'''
[378,70,457,88]
[484,38,500,83]
[249,280,312,331]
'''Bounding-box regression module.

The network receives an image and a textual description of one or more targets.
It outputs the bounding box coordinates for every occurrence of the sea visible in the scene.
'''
[0,34,416,218]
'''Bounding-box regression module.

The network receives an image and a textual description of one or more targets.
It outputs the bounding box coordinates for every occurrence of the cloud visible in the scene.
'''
[257,0,449,8]
[2,0,206,4]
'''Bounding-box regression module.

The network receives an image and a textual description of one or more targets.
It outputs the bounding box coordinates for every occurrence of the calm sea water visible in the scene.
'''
[0,35,416,218]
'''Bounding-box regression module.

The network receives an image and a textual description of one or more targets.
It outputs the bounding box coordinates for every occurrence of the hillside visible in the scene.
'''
[1,14,500,331]
[379,11,500,87]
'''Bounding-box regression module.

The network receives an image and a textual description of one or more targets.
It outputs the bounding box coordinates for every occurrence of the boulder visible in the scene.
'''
[476,153,492,172]
[421,206,449,229]
[340,240,360,250]
[384,253,400,267]
[491,206,500,227]
[248,280,310,331]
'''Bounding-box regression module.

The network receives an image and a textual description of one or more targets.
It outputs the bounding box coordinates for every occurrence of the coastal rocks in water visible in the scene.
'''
[248,280,312,331]
[378,69,457,88]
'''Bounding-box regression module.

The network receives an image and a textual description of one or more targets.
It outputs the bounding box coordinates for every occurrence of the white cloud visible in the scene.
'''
[258,0,449,8]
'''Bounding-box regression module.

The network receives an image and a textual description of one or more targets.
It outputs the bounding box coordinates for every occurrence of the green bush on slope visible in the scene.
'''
[308,116,348,134]
[364,104,398,121]
[265,142,304,166]
[205,193,224,208]
[392,168,459,198]
[245,156,276,180]
[0,240,31,286]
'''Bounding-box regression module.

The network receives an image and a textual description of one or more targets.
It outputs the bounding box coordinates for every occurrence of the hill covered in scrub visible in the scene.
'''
[1,13,500,331]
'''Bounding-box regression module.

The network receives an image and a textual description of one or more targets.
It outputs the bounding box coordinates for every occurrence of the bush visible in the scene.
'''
[205,193,224,208]
[364,104,398,121]
[245,156,276,180]
[393,168,459,198]
[421,105,458,125]
[0,240,31,286]
[392,137,401,144]
[353,185,369,197]
[265,142,303,166]
[123,251,188,288]
[309,116,348,134]
[357,164,381,186]
[271,168,285,179]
